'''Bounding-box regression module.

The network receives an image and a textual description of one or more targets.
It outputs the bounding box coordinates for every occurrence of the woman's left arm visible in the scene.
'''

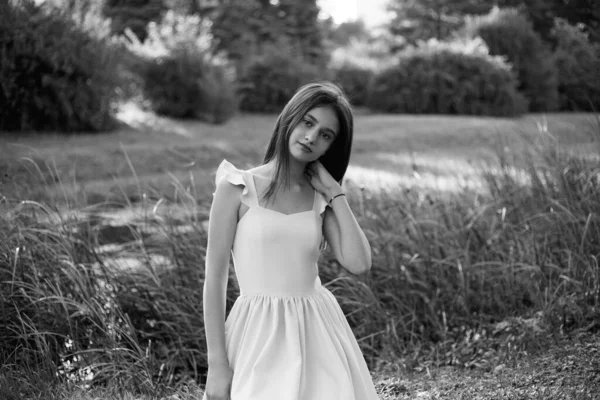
[307,162,371,275]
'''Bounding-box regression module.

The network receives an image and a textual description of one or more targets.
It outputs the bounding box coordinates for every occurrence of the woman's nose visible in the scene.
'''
[305,128,318,142]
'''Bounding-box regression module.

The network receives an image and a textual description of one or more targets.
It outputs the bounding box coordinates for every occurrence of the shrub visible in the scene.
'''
[552,18,600,111]
[465,7,559,112]
[141,50,237,123]
[128,11,237,123]
[331,63,374,107]
[327,36,395,107]
[238,44,323,113]
[367,38,528,116]
[0,1,120,132]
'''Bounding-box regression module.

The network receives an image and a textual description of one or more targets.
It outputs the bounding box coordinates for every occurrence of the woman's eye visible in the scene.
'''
[304,120,313,127]
[321,132,331,140]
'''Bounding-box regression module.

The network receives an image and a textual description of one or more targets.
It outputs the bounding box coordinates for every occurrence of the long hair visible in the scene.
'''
[262,81,354,201]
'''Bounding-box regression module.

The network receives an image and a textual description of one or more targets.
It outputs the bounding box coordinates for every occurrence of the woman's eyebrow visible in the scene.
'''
[306,113,337,137]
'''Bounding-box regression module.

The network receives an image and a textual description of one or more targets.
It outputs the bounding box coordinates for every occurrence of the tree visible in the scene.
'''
[210,0,282,64]
[103,0,166,41]
[550,0,600,42]
[277,0,325,64]
[552,18,600,110]
[466,7,559,111]
[493,0,599,44]
[211,0,325,66]
[387,0,493,45]
[323,19,370,47]
[387,0,600,47]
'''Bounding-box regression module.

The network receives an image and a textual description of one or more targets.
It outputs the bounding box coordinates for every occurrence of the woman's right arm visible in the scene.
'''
[203,178,242,398]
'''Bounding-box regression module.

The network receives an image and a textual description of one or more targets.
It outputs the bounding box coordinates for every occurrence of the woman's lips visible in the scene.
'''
[298,142,312,152]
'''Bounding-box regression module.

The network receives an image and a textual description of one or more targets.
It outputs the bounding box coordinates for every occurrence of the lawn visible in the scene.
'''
[1,106,598,205]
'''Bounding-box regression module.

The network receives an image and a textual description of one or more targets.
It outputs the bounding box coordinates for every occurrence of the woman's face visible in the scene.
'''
[288,106,340,163]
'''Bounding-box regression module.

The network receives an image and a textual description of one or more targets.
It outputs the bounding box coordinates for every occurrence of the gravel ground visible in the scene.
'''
[375,332,600,399]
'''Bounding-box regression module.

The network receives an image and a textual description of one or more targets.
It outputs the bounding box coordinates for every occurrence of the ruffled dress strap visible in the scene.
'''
[214,159,256,207]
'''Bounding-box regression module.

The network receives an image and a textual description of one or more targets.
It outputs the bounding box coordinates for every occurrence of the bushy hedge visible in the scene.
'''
[331,63,374,107]
[141,51,237,123]
[552,19,600,111]
[465,7,559,112]
[0,1,120,132]
[238,45,323,113]
[129,11,237,124]
[367,39,528,116]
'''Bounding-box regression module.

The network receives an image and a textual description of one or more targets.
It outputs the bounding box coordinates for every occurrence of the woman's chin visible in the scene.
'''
[289,149,317,163]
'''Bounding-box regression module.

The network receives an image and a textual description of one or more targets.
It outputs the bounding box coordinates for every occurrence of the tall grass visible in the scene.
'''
[1,122,598,396]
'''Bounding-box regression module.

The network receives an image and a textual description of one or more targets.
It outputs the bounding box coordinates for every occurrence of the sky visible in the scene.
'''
[318,0,392,28]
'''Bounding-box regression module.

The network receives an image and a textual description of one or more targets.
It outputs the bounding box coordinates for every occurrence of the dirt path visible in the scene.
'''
[375,333,600,399]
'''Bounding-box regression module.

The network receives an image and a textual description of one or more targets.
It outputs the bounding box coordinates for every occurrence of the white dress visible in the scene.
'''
[205,159,379,400]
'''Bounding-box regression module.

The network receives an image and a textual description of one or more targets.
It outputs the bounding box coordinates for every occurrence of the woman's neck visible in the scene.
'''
[287,158,308,185]
[265,157,309,187]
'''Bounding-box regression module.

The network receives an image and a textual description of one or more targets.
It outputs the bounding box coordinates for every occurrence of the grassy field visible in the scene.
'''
[1,106,598,203]
[1,108,599,399]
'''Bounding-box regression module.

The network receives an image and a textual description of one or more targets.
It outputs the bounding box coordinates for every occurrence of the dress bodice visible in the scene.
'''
[215,159,328,296]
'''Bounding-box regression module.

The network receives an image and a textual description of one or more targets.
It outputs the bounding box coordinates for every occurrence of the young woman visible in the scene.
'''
[203,82,379,400]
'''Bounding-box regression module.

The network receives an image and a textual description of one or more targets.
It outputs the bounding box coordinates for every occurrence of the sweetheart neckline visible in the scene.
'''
[246,171,318,216]
[237,206,319,225]
[255,206,315,217]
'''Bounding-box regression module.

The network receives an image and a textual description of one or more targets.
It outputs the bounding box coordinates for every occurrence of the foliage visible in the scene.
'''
[387,0,600,52]
[465,7,559,112]
[552,18,600,111]
[211,0,276,64]
[549,0,600,43]
[387,0,493,46]
[211,0,325,70]
[483,0,600,45]
[321,19,370,48]
[330,63,374,107]
[237,43,323,113]
[328,36,396,72]
[276,0,324,65]
[327,33,394,108]
[127,11,236,123]
[367,38,528,116]
[141,52,236,123]
[0,0,120,132]
[130,8,215,58]
[485,0,557,45]
[103,0,166,41]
